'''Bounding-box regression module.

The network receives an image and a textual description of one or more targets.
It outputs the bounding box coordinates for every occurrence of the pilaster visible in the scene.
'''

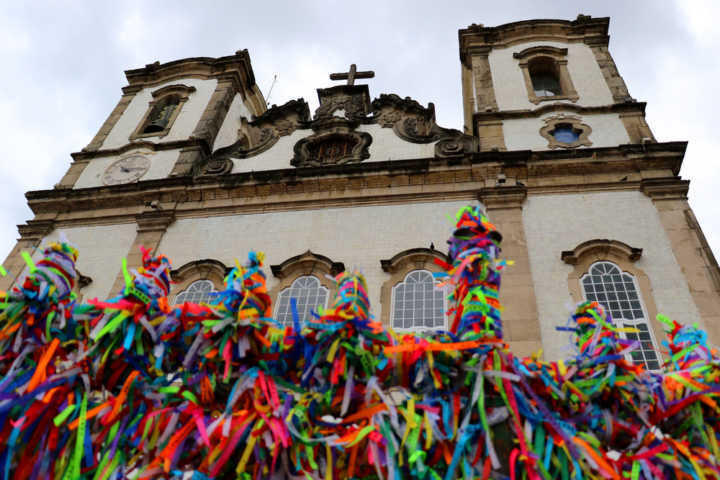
[642,177,720,343]
[477,120,506,152]
[585,38,633,103]
[477,186,542,357]
[619,111,655,143]
[84,92,137,152]
[0,219,55,290]
[170,78,237,176]
[107,210,176,296]
[468,47,498,118]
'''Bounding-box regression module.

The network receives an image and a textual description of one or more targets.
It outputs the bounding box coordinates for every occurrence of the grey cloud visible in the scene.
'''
[0,0,717,262]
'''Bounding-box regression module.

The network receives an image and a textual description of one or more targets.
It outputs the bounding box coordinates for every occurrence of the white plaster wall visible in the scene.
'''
[502,111,630,151]
[101,78,218,150]
[488,41,614,111]
[157,201,471,315]
[230,129,305,173]
[73,149,179,189]
[37,223,137,301]
[358,124,436,162]
[213,93,253,152]
[522,191,703,360]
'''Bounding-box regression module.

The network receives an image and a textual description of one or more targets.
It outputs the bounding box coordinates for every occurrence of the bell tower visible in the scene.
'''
[458,15,654,152]
[54,50,266,190]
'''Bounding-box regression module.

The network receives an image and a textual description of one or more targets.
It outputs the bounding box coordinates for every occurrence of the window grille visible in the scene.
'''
[391,270,446,331]
[174,279,216,305]
[581,261,661,370]
[275,276,329,325]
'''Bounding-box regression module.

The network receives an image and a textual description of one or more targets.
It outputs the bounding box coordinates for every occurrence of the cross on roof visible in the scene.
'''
[329,64,375,86]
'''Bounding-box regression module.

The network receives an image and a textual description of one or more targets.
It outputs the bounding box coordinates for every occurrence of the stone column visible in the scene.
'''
[619,111,656,143]
[107,210,175,296]
[85,88,139,152]
[642,177,720,344]
[478,186,542,357]
[57,89,140,188]
[0,220,55,291]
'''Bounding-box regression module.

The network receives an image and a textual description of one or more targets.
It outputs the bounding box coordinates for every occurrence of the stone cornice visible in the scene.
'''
[171,259,231,282]
[25,142,688,224]
[150,84,196,99]
[17,219,55,241]
[459,15,610,65]
[135,210,176,232]
[71,138,212,162]
[270,251,345,279]
[380,248,449,273]
[640,177,690,200]
[473,101,647,121]
[561,239,642,265]
[123,50,257,90]
[513,46,568,60]
[477,185,527,208]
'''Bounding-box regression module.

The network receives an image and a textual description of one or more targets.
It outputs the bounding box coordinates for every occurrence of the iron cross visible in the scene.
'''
[329,64,375,86]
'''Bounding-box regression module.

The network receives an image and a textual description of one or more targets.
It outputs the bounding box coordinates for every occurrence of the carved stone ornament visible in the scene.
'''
[201,157,233,175]
[292,129,372,167]
[314,85,371,122]
[539,114,592,149]
[371,94,478,157]
[201,99,310,175]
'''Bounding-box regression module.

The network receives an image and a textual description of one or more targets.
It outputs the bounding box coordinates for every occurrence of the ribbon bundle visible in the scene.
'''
[0,205,717,479]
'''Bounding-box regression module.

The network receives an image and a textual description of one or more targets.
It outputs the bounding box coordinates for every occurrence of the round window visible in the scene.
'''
[551,124,580,144]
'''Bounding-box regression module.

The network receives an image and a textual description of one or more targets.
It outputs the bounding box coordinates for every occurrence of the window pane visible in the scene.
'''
[392,270,445,331]
[580,261,659,370]
[531,74,561,96]
[174,279,215,305]
[275,276,328,326]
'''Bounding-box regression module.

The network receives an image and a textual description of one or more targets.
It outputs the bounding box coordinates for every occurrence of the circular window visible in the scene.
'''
[551,124,580,144]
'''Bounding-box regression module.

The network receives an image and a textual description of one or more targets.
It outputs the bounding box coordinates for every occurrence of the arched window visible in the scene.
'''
[142,95,180,134]
[130,84,195,140]
[581,261,661,370]
[174,279,216,305]
[391,270,446,331]
[528,57,562,97]
[274,275,329,325]
[514,46,578,104]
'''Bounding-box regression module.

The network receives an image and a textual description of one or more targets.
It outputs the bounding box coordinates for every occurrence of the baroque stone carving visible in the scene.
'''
[372,94,478,157]
[292,129,372,167]
[314,85,371,122]
[539,114,592,149]
[201,157,233,175]
[201,98,310,175]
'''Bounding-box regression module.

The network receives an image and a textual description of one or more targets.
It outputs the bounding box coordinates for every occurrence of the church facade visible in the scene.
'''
[3,15,719,362]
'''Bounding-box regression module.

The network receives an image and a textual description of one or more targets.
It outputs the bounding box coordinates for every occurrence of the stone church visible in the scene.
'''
[2,15,719,364]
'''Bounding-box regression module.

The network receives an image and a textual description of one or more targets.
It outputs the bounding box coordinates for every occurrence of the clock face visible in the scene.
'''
[102,155,151,186]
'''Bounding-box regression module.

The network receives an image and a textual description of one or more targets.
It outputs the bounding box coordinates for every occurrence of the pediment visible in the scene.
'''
[201,89,478,175]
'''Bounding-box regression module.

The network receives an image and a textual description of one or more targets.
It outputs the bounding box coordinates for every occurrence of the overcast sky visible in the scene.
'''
[1,1,718,266]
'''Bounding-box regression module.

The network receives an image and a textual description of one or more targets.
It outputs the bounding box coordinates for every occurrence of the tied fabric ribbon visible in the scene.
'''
[0,207,718,479]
